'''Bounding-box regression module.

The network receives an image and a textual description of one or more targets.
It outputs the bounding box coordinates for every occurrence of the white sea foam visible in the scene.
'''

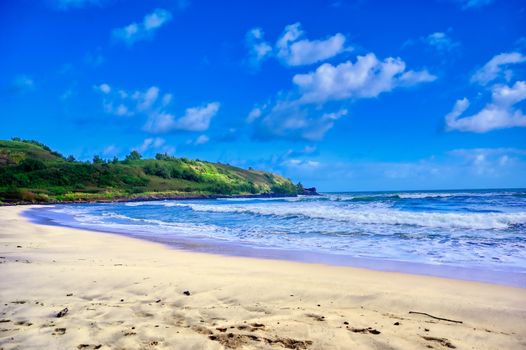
[173,203,526,230]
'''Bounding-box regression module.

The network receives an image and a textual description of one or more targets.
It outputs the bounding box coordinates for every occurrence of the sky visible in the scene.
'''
[1,0,526,191]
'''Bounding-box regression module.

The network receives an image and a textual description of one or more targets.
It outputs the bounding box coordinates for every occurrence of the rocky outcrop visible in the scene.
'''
[302,187,319,196]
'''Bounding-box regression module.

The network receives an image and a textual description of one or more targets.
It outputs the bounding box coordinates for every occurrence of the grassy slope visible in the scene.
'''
[0,140,299,203]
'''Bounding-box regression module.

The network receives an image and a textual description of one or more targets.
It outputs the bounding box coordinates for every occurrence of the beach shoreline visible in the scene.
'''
[1,205,525,349]
[24,204,526,289]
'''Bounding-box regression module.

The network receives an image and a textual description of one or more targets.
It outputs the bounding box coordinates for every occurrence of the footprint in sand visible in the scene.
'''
[52,328,66,335]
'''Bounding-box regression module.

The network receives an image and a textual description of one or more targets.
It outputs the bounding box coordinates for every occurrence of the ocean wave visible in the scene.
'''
[326,191,524,202]
[174,203,526,230]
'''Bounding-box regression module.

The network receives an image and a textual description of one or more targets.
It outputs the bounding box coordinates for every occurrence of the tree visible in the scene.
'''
[111,156,119,164]
[155,152,172,161]
[92,155,104,164]
[296,182,304,193]
[66,155,76,162]
[125,150,142,161]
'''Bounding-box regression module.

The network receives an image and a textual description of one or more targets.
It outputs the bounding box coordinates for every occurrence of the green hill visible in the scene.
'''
[0,139,302,204]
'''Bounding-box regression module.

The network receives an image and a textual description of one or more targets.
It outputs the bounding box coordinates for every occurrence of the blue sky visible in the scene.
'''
[1,0,526,191]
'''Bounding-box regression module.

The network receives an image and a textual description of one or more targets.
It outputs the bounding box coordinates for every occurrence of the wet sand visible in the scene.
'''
[1,206,525,349]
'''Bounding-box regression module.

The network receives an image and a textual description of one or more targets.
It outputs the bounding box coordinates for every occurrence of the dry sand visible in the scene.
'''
[0,205,525,350]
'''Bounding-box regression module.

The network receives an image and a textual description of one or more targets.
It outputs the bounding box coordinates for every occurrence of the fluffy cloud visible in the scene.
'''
[471,52,526,85]
[276,23,348,66]
[113,9,172,46]
[95,84,220,133]
[293,53,436,104]
[245,28,273,66]
[251,102,348,141]
[425,32,460,53]
[446,81,526,132]
[136,137,165,153]
[95,84,169,117]
[143,102,220,133]
[249,52,435,141]
[246,22,349,67]
[189,134,210,145]
[98,83,111,94]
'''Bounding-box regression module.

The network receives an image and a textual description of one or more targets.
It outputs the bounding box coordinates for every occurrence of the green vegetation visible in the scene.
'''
[0,139,300,203]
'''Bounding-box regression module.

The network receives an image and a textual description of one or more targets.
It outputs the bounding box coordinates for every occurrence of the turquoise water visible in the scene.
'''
[28,189,526,286]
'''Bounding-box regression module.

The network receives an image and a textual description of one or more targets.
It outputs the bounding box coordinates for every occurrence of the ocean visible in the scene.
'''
[26,189,526,287]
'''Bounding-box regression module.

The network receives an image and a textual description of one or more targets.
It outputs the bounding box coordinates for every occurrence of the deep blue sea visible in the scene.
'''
[27,189,526,287]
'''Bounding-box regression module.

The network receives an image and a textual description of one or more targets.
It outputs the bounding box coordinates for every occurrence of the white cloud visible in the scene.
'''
[253,104,348,141]
[425,32,460,53]
[292,53,436,104]
[246,22,349,67]
[102,145,119,156]
[95,84,219,132]
[98,83,111,94]
[445,81,526,132]
[114,104,129,116]
[194,134,210,145]
[173,103,220,131]
[471,52,526,85]
[136,137,165,153]
[95,84,169,117]
[249,51,435,141]
[282,159,321,169]
[246,28,273,66]
[143,102,220,133]
[246,106,263,123]
[276,23,349,66]
[302,109,348,141]
[449,147,526,176]
[113,9,172,46]
[398,70,438,86]
[137,86,160,111]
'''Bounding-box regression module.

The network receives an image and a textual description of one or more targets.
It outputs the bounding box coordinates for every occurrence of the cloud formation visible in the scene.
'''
[251,104,348,141]
[249,53,436,141]
[293,53,436,104]
[95,83,220,133]
[425,32,460,53]
[144,102,220,133]
[95,83,167,116]
[446,81,526,132]
[136,137,165,153]
[189,134,210,145]
[471,52,526,85]
[246,22,349,67]
[113,9,172,46]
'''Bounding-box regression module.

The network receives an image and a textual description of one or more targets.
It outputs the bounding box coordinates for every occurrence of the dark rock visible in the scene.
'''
[56,308,68,318]
[183,291,191,296]
[302,187,318,196]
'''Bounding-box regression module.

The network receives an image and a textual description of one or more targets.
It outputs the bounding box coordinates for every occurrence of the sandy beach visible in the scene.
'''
[0,206,525,350]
